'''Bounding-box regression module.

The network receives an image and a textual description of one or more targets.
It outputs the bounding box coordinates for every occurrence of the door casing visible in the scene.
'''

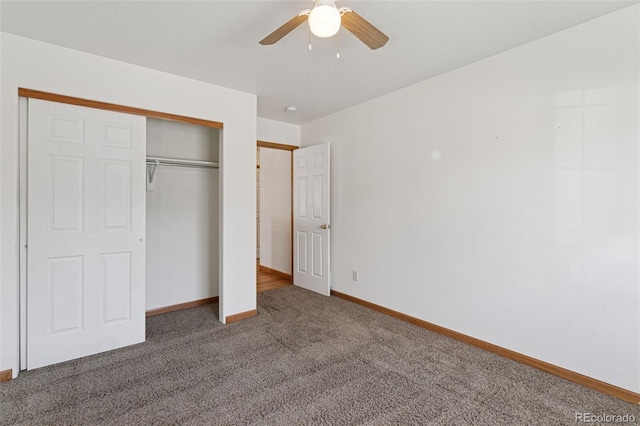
[256,140,298,281]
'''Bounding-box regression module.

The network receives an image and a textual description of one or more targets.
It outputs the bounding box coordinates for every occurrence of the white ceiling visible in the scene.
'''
[1,1,636,125]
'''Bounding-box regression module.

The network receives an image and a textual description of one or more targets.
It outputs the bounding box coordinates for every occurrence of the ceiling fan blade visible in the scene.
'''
[341,9,389,50]
[259,11,310,46]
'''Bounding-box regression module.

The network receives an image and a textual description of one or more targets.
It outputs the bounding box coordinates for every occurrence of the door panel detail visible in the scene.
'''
[312,232,323,278]
[48,115,84,144]
[102,252,132,323]
[48,256,84,334]
[297,231,308,273]
[103,122,133,149]
[102,160,132,229]
[49,156,84,232]
[298,177,308,218]
[313,175,323,220]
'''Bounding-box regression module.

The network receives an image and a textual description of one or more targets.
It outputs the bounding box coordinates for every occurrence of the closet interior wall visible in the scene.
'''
[145,118,220,311]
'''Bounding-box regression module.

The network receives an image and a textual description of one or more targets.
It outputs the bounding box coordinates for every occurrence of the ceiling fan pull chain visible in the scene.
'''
[308,26,312,50]
[336,28,341,59]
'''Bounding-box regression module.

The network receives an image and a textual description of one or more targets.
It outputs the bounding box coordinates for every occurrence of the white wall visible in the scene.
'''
[147,118,219,161]
[146,119,219,310]
[302,6,640,393]
[0,33,257,377]
[257,117,300,147]
[0,27,5,376]
[259,148,292,275]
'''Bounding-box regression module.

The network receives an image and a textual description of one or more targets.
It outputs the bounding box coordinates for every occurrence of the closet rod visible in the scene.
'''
[146,156,219,169]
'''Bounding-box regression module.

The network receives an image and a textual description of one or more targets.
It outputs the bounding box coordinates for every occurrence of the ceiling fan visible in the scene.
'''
[259,0,389,50]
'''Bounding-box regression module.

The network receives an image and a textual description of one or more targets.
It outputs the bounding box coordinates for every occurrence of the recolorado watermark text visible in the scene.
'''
[575,412,636,423]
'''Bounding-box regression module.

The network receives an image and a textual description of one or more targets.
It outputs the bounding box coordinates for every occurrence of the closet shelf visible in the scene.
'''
[146,156,219,169]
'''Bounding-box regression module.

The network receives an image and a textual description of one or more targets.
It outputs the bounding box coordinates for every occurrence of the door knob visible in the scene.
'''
[320,224,330,230]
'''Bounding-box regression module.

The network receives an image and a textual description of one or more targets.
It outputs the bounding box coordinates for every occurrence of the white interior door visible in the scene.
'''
[293,144,330,295]
[27,99,146,369]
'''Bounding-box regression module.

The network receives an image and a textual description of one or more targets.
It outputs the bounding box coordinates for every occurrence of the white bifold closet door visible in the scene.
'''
[26,99,146,369]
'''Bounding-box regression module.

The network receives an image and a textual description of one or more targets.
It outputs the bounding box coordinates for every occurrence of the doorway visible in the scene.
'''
[256,141,297,292]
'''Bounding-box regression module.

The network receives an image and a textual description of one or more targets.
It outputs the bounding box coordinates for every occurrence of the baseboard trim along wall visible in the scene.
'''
[226,309,258,324]
[0,369,13,382]
[258,264,292,281]
[145,297,219,317]
[330,290,640,405]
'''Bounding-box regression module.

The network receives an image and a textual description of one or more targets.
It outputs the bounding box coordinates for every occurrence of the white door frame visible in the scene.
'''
[19,98,28,370]
[256,140,298,279]
[17,90,225,370]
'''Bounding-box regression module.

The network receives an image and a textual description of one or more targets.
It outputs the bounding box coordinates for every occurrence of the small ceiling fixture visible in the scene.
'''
[260,0,388,51]
[285,106,297,112]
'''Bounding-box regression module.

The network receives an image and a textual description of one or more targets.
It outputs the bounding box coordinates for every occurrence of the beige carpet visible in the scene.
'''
[1,286,638,425]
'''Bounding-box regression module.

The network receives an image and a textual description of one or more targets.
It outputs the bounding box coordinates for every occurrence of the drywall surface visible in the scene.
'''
[146,119,220,310]
[302,6,640,393]
[259,148,292,275]
[0,28,4,377]
[1,33,256,377]
[147,118,220,162]
[257,117,300,147]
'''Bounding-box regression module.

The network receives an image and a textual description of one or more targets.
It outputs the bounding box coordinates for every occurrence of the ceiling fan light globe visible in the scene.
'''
[308,4,341,38]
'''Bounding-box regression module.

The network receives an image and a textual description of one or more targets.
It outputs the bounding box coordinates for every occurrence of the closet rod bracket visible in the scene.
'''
[147,159,159,184]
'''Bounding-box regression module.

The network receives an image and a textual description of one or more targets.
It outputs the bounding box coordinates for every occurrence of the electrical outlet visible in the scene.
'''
[352,270,358,282]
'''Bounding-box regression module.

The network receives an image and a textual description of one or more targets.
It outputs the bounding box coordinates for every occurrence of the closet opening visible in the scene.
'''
[17,88,226,372]
[145,118,221,316]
